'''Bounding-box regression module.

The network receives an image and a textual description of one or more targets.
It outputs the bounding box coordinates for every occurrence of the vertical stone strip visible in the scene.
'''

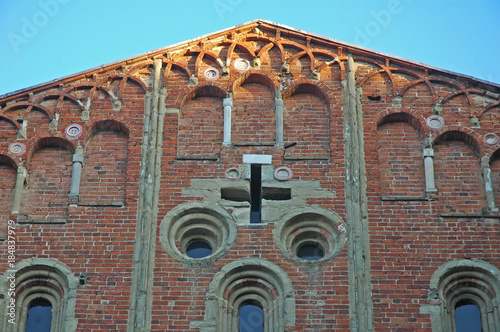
[11,166,27,215]
[342,54,374,332]
[481,156,498,213]
[128,58,164,331]
[222,95,232,146]
[275,88,284,146]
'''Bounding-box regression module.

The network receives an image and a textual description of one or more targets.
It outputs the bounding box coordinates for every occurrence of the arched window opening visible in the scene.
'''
[26,298,52,332]
[423,259,500,332]
[239,303,264,332]
[185,239,213,258]
[455,300,481,332]
[0,258,79,332]
[191,258,295,331]
[296,242,325,261]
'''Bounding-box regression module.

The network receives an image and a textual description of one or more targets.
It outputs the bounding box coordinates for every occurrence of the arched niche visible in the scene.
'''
[433,130,486,215]
[20,137,74,223]
[376,111,426,197]
[177,85,225,158]
[283,83,330,159]
[80,120,129,206]
[232,73,277,145]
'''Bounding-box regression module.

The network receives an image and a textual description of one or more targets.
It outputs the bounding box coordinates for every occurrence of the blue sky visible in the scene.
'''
[1,0,499,96]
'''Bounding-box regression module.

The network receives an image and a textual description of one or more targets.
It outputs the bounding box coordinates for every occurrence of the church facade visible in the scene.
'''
[0,19,499,331]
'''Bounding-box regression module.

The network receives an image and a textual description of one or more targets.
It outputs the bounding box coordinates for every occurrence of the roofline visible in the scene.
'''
[1,18,499,101]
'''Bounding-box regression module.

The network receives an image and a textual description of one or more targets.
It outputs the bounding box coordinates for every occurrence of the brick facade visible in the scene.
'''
[0,20,499,331]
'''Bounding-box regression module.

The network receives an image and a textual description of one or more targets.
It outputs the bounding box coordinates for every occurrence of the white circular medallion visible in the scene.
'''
[225,167,241,180]
[65,124,82,138]
[9,142,26,156]
[233,58,250,72]
[204,67,219,80]
[426,115,444,129]
[274,166,293,181]
[484,133,499,146]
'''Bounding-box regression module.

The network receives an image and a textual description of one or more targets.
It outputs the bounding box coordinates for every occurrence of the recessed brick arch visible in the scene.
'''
[82,117,132,145]
[432,127,483,157]
[25,134,76,169]
[373,107,427,137]
[282,80,332,159]
[80,119,130,206]
[178,84,227,110]
[232,70,280,96]
[21,135,75,223]
[374,108,427,197]
[432,127,486,214]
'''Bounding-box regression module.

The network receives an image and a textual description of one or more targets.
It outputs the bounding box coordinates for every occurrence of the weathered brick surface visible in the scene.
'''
[0,20,498,331]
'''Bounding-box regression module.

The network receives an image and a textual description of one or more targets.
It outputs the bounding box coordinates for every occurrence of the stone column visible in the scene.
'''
[11,166,27,215]
[423,138,437,194]
[223,95,232,146]
[481,156,498,212]
[69,148,84,199]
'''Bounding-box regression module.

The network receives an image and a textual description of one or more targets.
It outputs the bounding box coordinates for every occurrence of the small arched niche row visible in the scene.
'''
[80,120,129,206]
[0,155,17,239]
[191,258,295,332]
[376,111,426,197]
[433,130,486,214]
[159,202,237,264]
[423,259,500,332]
[20,137,74,223]
[0,258,79,332]
[177,85,225,158]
